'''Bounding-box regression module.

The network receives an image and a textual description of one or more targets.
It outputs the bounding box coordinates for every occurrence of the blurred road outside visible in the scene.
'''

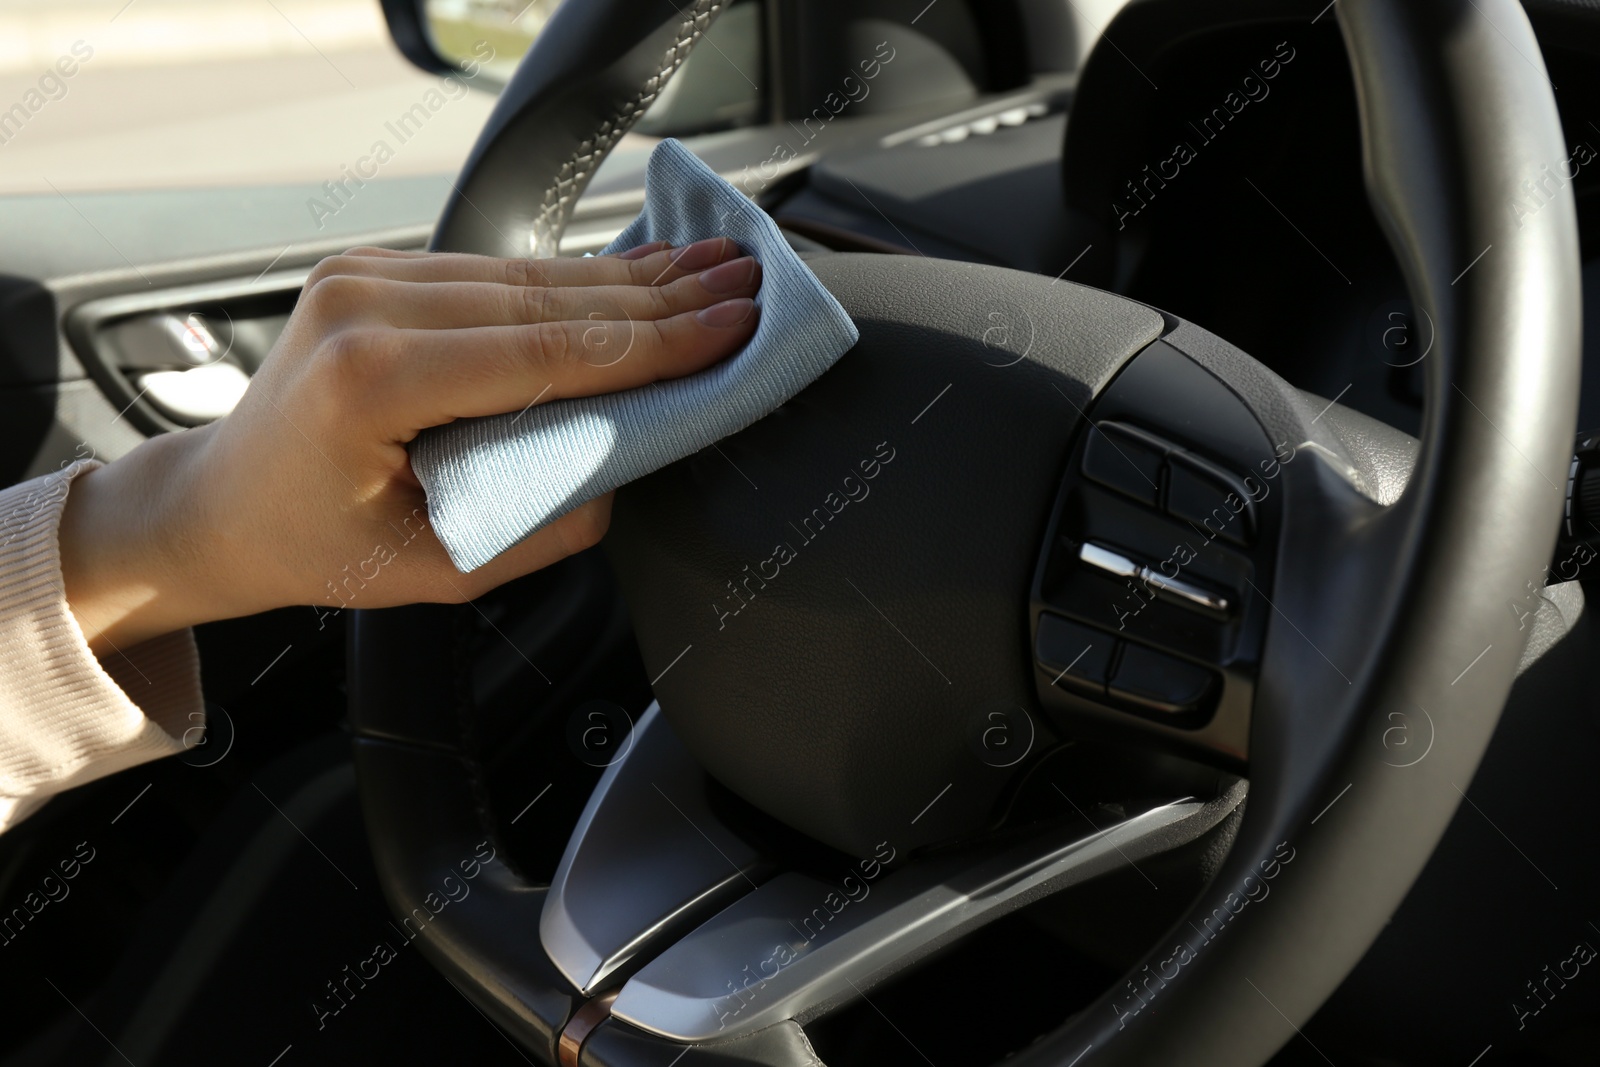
[0,0,499,194]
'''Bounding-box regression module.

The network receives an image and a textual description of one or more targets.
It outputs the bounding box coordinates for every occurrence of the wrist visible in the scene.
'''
[59,426,228,655]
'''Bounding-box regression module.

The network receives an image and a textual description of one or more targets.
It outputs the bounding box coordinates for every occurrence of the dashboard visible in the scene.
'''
[778,0,1600,443]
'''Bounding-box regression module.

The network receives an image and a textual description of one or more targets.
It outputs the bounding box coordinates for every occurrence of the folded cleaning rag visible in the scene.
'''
[409,137,860,573]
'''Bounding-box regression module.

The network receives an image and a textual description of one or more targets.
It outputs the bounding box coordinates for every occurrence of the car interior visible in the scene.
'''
[1,0,1598,1064]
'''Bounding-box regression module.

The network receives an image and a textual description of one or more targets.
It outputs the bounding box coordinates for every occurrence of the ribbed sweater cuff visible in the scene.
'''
[0,460,204,831]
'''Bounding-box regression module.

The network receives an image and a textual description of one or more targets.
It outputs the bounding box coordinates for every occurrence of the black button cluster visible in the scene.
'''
[1036,612,1216,715]
[1081,422,1255,547]
[1036,613,1115,687]
[1111,644,1215,713]
[1080,424,1163,506]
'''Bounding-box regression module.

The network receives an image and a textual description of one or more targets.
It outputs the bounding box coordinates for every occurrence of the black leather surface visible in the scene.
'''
[353,739,574,1062]
[1296,394,1417,505]
[347,601,469,750]
[606,254,1163,856]
[349,603,577,1062]
[1163,319,1419,506]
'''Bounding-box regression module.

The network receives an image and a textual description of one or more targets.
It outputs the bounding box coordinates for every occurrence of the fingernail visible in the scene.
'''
[697,297,755,328]
[670,237,735,271]
[697,256,758,295]
[617,241,669,260]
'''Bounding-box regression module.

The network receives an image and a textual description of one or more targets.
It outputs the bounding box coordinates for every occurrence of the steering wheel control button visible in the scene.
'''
[1165,454,1255,546]
[1081,422,1166,505]
[1109,643,1216,715]
[1032,340,1284,762]
[1036,613,1116,692]
[1078,542,1231,619]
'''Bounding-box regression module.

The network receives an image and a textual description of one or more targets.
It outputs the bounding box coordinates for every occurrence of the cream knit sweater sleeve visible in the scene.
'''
[0,460,204,832]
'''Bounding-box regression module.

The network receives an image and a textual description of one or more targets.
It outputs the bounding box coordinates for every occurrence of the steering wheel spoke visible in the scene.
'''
[538,707,1246,1048]
[541,704,769,997]
[608,788,1241,1044]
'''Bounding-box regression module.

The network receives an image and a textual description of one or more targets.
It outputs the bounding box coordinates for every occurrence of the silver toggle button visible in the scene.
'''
[1078,542,1231,619]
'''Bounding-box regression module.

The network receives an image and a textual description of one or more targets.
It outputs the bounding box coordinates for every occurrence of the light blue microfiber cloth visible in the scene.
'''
[410,138,860,573]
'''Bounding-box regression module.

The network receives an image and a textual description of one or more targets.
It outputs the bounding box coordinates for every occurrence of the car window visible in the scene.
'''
[0,0,497,195]
[424,0,767,133]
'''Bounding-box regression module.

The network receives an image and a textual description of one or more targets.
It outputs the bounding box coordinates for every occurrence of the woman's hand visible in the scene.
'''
[58,238,761,654]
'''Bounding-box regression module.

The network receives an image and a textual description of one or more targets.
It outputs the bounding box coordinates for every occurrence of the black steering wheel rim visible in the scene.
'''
[348,1,1581,1064]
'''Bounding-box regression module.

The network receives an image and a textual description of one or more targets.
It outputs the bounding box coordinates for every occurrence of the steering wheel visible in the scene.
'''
[348,0,1580,1064]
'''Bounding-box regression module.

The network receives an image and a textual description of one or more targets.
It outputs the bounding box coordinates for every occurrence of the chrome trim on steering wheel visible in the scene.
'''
[611,793,1236,1042]
[541,703,767,995]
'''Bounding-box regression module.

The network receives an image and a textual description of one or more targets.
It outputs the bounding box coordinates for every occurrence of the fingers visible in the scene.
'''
[336,241,668,262]
[308,238,741,290]
[290,238,759,436]
[333,257,762,331]
[614,240,671,261]
[335,246,429,259]
[330,493,613,603]
[366,297,759,431]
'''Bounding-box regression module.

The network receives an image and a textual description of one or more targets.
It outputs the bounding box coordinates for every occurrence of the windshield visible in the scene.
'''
[0,0,496,195]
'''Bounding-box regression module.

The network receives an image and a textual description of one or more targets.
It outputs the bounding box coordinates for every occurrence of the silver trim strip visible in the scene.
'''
[1078,542,1230,618]
[611,797,1213,1042]
[540,704,765,994]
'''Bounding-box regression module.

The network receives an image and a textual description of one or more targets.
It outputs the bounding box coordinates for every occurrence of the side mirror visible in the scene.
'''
[377,0,765,136]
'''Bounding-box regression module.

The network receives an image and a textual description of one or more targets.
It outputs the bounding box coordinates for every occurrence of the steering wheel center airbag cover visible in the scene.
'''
[606,254,1163,855]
